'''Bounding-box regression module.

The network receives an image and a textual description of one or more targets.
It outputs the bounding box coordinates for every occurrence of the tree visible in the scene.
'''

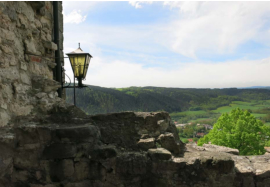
[198,108,270,155]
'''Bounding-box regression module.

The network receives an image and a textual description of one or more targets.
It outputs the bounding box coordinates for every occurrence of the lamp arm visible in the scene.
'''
[62,68,72,88]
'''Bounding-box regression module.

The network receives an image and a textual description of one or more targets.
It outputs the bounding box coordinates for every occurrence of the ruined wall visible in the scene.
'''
[0,1,64,127]
[0,109,270,187]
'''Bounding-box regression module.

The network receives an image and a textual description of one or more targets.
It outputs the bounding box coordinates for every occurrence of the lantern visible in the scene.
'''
[66,44,92,87]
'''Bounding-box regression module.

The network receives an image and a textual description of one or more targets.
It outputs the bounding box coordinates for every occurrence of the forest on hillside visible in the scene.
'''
[66,85,270,115]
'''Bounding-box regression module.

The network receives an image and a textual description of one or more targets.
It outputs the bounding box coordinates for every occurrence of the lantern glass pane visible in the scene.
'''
[69,55,86,78]
[83,55,91,78]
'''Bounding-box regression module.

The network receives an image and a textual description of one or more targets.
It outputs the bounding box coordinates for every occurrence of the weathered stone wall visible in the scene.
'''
[0,108,270,187]
[0,1,64,127]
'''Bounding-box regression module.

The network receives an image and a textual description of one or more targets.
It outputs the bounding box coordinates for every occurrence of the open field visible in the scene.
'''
[170,110,207,117]
[212,100,270,113]
[171,99,270,126]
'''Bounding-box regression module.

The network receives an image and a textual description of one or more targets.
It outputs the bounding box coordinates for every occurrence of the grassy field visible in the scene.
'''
[213,100,270,114]
[171,99,270,126]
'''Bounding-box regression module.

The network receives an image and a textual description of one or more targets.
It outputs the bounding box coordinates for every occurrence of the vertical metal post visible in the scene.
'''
[74,75,76,106]
[53,1,62,98]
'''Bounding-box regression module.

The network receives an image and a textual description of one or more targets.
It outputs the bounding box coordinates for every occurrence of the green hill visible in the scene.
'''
[66,85,270,115]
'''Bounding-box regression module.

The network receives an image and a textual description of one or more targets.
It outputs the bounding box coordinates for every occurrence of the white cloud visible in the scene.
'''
[63,10,87,24]
[64,56,270,88]
[129,1,153,9]
[63,1,98,14]
[163,2,270,58]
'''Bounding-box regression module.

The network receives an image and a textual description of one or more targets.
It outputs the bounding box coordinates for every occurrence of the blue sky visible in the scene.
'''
[63,1,270,88]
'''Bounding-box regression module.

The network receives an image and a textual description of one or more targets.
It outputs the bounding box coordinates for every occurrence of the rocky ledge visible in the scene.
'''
[0,106,270,187]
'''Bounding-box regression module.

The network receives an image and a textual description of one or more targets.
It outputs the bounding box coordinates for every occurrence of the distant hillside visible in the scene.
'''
[66,85,270,115]
[238,86,270,89]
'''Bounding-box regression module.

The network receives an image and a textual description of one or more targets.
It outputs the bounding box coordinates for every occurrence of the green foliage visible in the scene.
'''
[198,108,270,155]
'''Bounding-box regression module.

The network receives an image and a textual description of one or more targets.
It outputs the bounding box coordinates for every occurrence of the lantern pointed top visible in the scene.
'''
[66,45,93,57]
[70,48,85,54]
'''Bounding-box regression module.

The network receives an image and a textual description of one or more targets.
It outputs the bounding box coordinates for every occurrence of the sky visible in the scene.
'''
[63,1,270,88]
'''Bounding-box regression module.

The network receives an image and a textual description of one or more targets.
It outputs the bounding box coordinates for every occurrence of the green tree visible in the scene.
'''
[198,108,270,155]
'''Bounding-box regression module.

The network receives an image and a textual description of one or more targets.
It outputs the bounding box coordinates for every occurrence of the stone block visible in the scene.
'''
[42,143,77,159]
[14,147,41,169]
[35,92,47,99]
[1,45,13,54]
[89,145,117,160]
[5,8,17,22]
[88,161,107,180]
[137,138,156,151]
[18,14,28,29]
[1,84,13,101]
[20,61,27,70]
[148,148,172,161]
[20,1,35,22]
[0,111,10,127]
[0,103,7,110]
[74,161,89,181]
[20,72,31,85]
[13,82,30,94]
[55,125,100,143]
[42,159,74,182]
[24,39,38,54]
[157,133,185,155]
[48,92,55,99]
[116,153,148,176]
[135,112,170,137]
[47,61,56,69]
[157,119,169,132]
[0,54,16,67]
[9,55,16,66]
[32,76,61,93]
[36,127,52,143]
[0,157,13,177]
[0,67,20,81]
[0,133,15,159]
[0,28,15,41]
[10,104,33,116]
[34,19,42,29]
[43,41,57,51]
[15,125,42,146]
[0,59,9,68]
[13,170,30,182]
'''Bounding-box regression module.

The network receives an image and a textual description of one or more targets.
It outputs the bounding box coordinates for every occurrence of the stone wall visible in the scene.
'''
[0,108,270,187]
[0,1,64,127]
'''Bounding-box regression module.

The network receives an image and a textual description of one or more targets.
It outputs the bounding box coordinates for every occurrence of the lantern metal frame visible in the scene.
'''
[63,43,93,106]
